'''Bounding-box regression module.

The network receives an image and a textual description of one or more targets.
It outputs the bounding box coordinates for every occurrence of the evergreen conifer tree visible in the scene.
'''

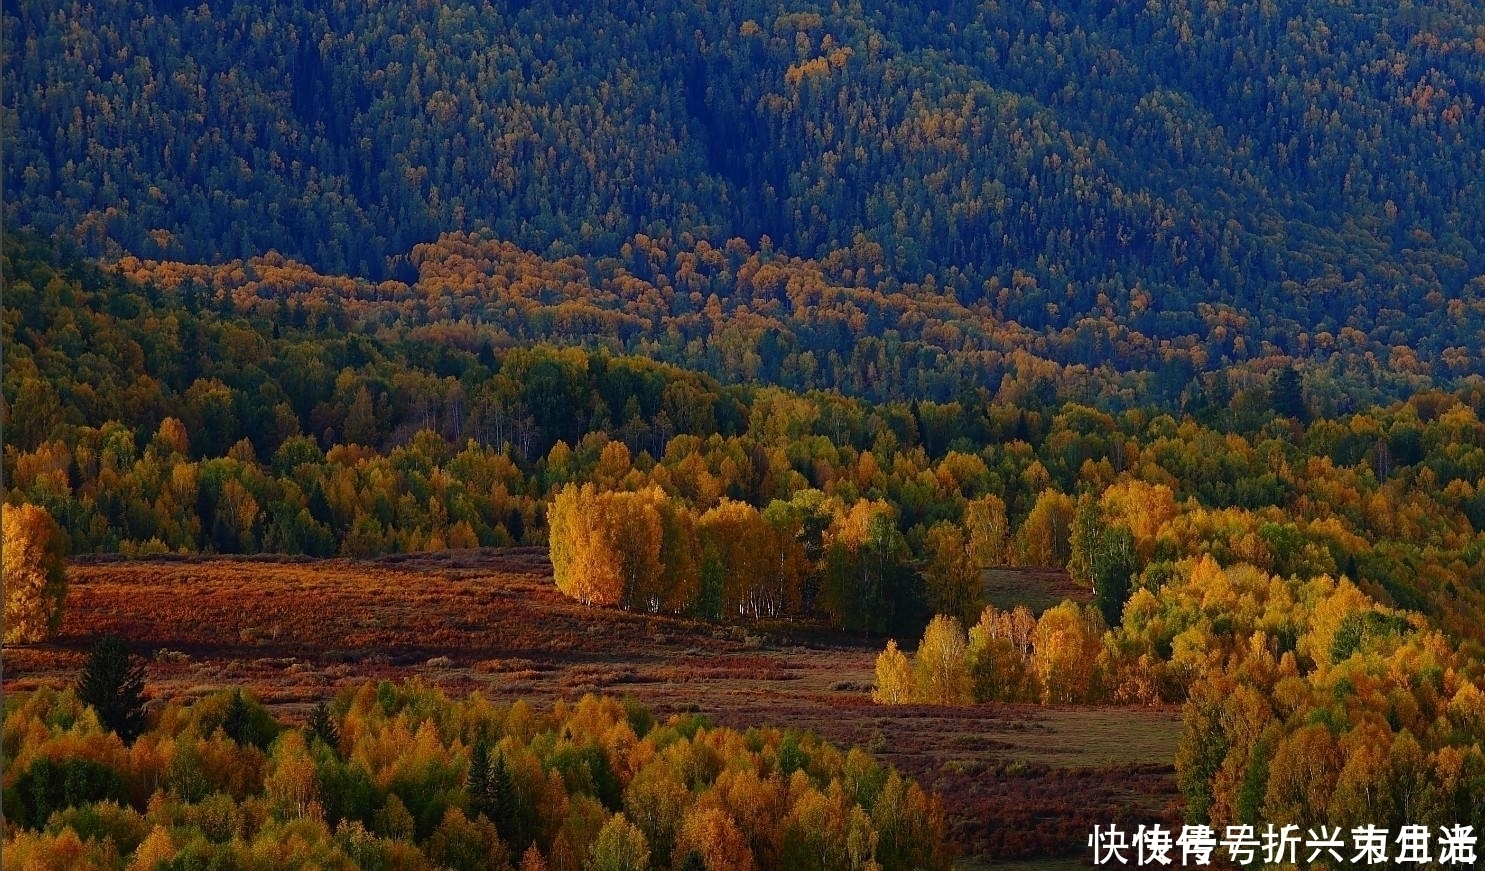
[306,700,340,753]
[77,634,147,743]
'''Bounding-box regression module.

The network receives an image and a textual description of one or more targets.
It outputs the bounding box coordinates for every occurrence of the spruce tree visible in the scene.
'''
[696,543,725,623]
[223,690,258,748]
[77,634,147,743]
[489,751,531,852]
[468,737,492,818]
[306,700,340,753]
[1272,366,1307,421]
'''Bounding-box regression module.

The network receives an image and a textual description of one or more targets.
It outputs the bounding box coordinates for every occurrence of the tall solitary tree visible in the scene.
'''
[872,640,914,705]
[3,502,68,643]
[77,634,148,743]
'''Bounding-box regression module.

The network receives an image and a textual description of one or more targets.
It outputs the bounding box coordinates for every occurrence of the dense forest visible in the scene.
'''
[9,234,1485,640]
[10,209,1485,859]
[6,0,1485,397]
[9,0,1485,864]
[2,679,950,871]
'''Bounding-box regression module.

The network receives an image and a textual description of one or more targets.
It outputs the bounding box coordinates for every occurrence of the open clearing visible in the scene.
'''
[982,567,1091,615]
[3,549,1182,863]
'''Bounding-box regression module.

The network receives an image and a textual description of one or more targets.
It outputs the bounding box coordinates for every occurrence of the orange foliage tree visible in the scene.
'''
[3,502,68,643]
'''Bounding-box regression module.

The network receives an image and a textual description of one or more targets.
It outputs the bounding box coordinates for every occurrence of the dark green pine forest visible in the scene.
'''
[6,0,1485,375]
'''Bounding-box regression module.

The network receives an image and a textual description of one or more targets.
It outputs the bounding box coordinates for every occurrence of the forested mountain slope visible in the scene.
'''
[7,0,1485,385]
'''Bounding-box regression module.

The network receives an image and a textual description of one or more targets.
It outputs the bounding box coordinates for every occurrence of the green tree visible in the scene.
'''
[1272,367,1306,421]
[1091,526,1137,629]
[77,634,147,744]
[696,542,725,623]
[490,751,534,854]
[306,700,340,753]
[221,689,279,750]
[1175,679,1231,824]
[922,521,982,626]
[967,612,1036,703]
[587,814,650,871]
[1067,492,1101,588]
[470,737,493,818]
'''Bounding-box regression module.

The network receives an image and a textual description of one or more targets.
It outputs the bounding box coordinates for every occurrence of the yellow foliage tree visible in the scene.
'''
[3,502,68,643]
[698,499,775,618]
[552,484,618,606]
[1016,490,1074,568]
[1260,723,1341,831]
[587,810,648,871]
[551,484,677,611]
[601,489,664,610]
[128,826,176,871]
[912,616,972,705]
[521,844,551,871]
[962,494,1009,567]
[872,640,913,705]
[1030,602,1104,704]
[1100,479,1177,562]
[264,731,320,820]
[624,763,689,863]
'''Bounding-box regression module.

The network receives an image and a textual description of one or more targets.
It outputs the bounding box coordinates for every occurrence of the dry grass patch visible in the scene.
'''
[982,567,1090,615]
